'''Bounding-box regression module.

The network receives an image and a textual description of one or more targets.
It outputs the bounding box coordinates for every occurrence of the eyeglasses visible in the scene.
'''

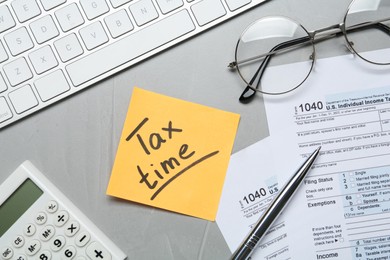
[229,0,390,102]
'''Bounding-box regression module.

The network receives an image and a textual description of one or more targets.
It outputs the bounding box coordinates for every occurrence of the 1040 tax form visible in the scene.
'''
[217,48,390,260]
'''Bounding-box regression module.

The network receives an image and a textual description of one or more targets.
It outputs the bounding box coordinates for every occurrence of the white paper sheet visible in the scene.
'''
[217,49,390,259]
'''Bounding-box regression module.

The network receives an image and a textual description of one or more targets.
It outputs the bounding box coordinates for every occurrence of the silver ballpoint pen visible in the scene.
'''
[231,146,321,260]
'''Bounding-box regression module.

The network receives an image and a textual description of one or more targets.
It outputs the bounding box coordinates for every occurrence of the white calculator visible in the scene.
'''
[0,161,127,260]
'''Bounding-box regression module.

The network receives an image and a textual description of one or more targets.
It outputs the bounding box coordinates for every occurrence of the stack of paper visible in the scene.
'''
[217,49,390,259]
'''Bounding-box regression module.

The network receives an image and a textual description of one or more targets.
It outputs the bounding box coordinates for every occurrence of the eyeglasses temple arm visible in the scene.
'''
[344,19,390,36]
[239,36,311,102]
[376,22,390,34]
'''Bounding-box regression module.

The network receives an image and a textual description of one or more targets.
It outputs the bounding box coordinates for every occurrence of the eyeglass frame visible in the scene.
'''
[229,0,390,102]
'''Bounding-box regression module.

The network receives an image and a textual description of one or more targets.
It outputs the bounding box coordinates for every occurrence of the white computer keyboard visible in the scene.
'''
[0,0,267,129]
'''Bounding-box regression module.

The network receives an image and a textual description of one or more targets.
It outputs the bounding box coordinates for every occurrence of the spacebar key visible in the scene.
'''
[66,10,195,86]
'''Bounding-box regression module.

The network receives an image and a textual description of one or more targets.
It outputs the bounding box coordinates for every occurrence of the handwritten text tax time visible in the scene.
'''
[126,117,219,200]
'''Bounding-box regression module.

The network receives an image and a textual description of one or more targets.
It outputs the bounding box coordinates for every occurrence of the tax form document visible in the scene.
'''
[217,134,302,259]
[217,48,390,260]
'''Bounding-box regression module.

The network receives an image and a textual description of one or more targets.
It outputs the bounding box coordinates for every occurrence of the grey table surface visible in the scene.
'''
[0,0,356,259]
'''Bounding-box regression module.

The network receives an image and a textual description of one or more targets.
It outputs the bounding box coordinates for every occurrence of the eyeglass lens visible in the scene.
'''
[344,0,390,65]
[235,17,314,95]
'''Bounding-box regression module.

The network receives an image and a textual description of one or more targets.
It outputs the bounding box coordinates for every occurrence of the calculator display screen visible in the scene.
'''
[0,178,43,237]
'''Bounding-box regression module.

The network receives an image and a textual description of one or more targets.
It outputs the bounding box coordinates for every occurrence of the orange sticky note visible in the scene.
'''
[107,87,240,221]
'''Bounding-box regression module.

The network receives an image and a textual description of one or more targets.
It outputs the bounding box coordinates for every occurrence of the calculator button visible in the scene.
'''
[35,211,47,225]
[46,200,59,213]
[39,225,55,241]
[65,221,80,237]
[1,247,13,259]
[62,245,76,259]
[54,210,69,227]
[25,239,41,256]
[51,235,66,252]
[23,223,36,237]
[38,250,52,260]
[75,231,90,247]
[86,242,111,260]
[14,254,27,260]
[12,235,25,248]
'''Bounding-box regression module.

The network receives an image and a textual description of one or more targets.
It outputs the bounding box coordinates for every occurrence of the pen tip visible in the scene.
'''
[313,146,321,156]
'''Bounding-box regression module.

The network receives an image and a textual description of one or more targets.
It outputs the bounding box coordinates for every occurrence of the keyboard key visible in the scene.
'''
[80,0,110,20]
[30,15,59,44]
[25,239,41,256]
[79,21,109,50]
[54,33,84,62]
[46,200,59,213]
[35,211,47,225]
[54,210,69,227]
[191,0,226,26]
[39,225,55,241]
[224,0,251,11]
[66,10,195,86]
[0,41,8,63]
[12,235,25,248]
[55,3,85,32]
[0,97,12,123]
[0,5,16,33]
[14,254,27,260]
[37,251,52,260]
[64,221,80,237]
[9,85,39,114]
[11,0,41,23]
[104,9,134,38]
[34,70,70,101]
[3,57,33,86]
[75,231,91,247]
[86,242,111,260]
[4,27,34,56]
[0,74,7,93]
[156,0,184,14]
[1,247,13,259]
[29,45,59,74]
[23,223,36,237]
[109,0,131,8]
[63,245,77,259]
[51,236,65,252]
[129,0,159,26]
[40,0,67,11]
